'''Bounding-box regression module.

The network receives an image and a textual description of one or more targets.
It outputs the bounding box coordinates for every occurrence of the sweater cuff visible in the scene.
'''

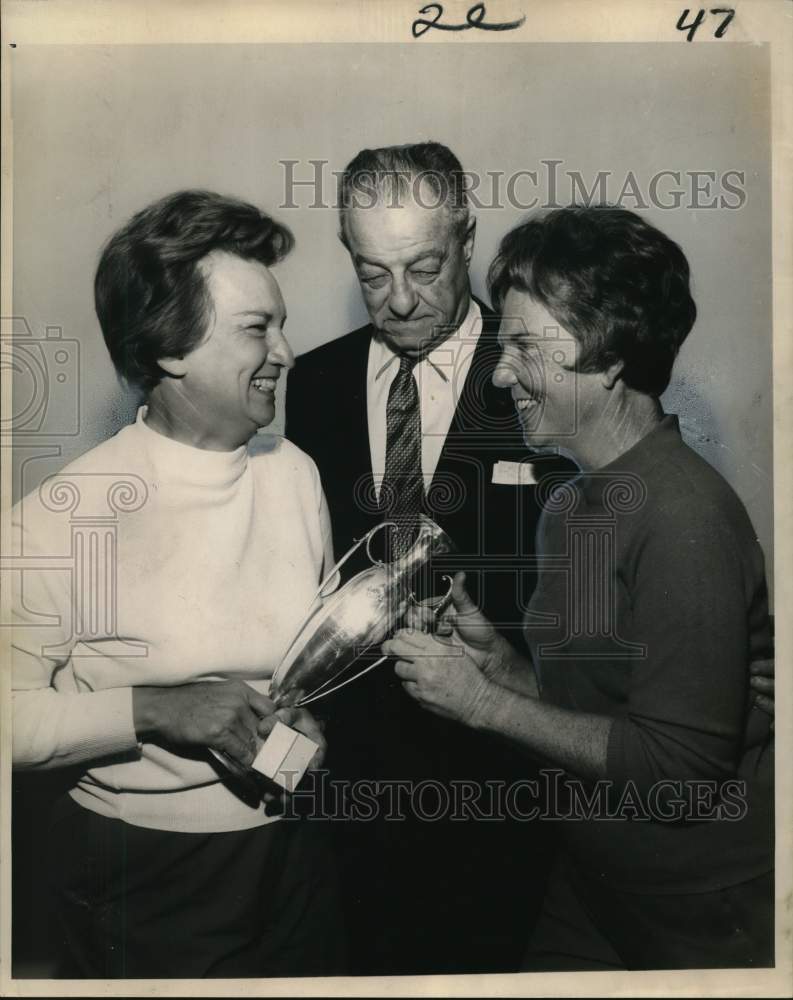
[58,687,139,764]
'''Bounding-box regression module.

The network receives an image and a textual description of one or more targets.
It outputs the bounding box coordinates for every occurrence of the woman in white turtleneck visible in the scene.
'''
[11,191,345,977]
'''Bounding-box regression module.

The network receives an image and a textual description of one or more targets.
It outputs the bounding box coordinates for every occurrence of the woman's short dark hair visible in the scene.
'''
[95,190,294,389]
[487,206,697,396]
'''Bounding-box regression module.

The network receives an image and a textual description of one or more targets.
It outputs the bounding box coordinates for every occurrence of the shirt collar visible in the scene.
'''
[371,299,482,384]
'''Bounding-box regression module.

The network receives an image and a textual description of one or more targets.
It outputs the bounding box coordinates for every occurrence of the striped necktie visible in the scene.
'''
[380,355,424,560]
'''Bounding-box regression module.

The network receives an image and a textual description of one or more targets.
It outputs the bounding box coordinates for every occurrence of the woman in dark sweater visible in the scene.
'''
[383,206,773,969]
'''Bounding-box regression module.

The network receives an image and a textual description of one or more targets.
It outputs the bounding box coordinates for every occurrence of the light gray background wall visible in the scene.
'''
[10,43,773,588]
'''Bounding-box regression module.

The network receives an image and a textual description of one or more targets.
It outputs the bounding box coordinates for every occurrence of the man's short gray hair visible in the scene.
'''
[338,141,471,246]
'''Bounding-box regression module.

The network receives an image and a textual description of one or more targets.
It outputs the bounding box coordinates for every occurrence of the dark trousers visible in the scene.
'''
[336,809,551,976]
[523,854,774,971]
[317,667,553,976]
[48,795,346,978]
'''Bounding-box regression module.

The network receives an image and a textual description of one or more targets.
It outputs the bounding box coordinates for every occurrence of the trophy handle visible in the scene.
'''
[296,654,389,707]
[296,575,455,707]
[317,520,396,599]
[365,520,397,567]
[407,574,456,631]
[270,521,397,694]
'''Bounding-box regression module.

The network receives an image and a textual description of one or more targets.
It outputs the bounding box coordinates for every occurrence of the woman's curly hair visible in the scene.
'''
[488,206,697,396]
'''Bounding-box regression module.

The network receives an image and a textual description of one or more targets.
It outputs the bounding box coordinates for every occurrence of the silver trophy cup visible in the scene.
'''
[211,515,455,793]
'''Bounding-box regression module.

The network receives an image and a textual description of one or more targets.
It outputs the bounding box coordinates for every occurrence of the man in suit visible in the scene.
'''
[286,142,561,975]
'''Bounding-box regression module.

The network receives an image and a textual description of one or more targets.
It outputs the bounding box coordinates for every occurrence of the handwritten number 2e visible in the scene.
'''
[676,8,735,41]
[412,3,526,38]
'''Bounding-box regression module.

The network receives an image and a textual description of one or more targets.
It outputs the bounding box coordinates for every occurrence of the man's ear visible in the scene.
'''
[157,356,188,378]
[600,358,624,389]
[463,217,476,266]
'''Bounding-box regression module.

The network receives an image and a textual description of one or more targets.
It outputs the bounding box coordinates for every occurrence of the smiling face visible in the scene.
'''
[161,251,294,450]
[493,289,608,456]
[343,185,474,358]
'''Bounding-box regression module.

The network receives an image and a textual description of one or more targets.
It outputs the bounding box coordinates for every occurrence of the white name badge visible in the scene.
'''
[492,460,536,486]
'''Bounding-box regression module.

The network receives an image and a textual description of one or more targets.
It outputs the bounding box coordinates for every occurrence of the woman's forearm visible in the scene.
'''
[485,641,540,699]
[472,682,612,782]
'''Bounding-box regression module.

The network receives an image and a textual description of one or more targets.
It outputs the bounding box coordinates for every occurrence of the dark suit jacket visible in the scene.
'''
[285,299,567,782]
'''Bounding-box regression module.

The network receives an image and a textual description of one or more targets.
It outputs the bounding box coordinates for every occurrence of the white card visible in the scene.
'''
[491,460,536,486]
[252,720,318,791]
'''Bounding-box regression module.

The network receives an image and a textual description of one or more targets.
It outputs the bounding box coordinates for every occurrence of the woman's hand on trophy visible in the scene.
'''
[258,706,327,770]
[417,572,518,681]
[382,627,494,728]
[133,681,276,766]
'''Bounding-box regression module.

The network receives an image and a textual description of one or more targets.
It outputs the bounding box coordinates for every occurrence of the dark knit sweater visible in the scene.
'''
[527,415,773,893]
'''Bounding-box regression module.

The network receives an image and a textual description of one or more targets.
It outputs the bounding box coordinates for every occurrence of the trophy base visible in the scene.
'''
[251,720,318,791]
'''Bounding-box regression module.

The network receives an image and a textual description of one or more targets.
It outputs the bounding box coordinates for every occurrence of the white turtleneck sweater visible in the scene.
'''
[11,409,334,833]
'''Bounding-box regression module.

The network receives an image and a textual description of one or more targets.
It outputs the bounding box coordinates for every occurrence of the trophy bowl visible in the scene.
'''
[209,514,456,794]
[271,514,454,707]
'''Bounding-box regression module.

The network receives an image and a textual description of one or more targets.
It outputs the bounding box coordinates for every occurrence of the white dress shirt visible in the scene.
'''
[367,299,483,498]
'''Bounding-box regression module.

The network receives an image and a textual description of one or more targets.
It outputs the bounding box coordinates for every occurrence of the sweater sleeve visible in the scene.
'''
[307,452,339,593]
[10,503,139,770]
[319,488,338,585]
[606,500,752,795]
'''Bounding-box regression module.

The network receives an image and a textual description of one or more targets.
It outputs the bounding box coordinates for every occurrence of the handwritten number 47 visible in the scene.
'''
[677,8,735,41]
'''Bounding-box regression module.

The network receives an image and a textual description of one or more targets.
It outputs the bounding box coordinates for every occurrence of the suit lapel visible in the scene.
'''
[432,299,523,490]
[348,326,377,494]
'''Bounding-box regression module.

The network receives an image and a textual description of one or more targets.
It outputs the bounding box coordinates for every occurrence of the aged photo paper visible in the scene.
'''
[1,0,791,996]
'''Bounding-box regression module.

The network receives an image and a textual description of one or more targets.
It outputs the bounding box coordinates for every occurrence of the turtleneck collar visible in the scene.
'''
[135,406,249,488]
